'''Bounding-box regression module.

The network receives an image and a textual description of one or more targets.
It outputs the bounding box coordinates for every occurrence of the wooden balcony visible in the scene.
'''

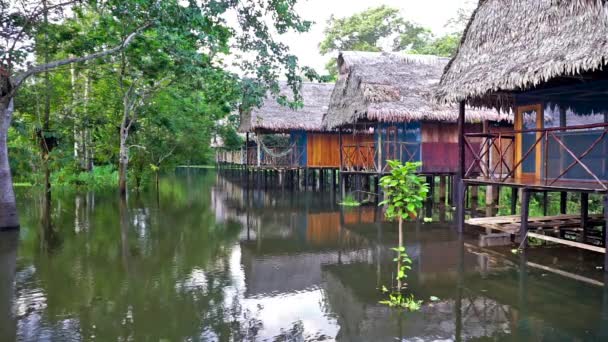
[341,141,420,173]
[464,123,608,193]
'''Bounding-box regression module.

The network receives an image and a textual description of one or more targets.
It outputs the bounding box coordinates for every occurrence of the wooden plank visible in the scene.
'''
[527,232,606,253]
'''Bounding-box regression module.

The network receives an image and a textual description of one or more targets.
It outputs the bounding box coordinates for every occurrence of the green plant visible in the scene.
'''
[339,195,361,207]
[378,161,429,311]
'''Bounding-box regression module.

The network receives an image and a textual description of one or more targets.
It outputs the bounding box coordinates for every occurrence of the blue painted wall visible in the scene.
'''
[516,81,608,181]
[290,131,307,167]
[374,122,421,168]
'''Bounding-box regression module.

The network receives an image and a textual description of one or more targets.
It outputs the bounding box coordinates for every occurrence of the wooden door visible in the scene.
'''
[515,104,543,180]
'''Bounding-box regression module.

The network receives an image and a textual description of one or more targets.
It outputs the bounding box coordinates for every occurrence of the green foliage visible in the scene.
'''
[379,246,422,311]
[412,33,460,57]
[318,5,472,76]
[318,6,433,76]
[52,165,119,190]
[7,0,319,192]
[338,195,361,207]
[319,6,429,55]
[379,161,429,221]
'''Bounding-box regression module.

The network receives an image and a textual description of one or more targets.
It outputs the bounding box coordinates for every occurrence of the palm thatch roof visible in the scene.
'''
[437,0,608,109]
[238,82,334,133]
[324,51,507,129]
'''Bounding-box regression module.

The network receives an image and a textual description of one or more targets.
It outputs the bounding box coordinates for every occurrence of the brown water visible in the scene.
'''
[1,169,608,341]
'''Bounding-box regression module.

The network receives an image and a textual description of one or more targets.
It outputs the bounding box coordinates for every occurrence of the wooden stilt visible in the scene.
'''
[319,169,324,190]
[426,176,435,203]
[511,187,518,215]
[520,188,531,248]
[471,185,479,205]
[604,194,608,272]
[439,176,447,204]
[456,180,466,232]
[331,169,336,191]
[581,192,589,243]
[542,191,549,216]
[560,192,568,214]
[341,173,346,199]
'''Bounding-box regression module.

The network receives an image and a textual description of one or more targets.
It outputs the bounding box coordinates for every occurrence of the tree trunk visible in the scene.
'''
[118,119,129,197]
[397,216,403,291]
[0,98,19,229]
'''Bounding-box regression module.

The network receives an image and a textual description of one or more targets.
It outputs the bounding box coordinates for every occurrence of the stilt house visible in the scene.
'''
[437,0,608,253]
[238,82,364,170]
[323,51,509,175]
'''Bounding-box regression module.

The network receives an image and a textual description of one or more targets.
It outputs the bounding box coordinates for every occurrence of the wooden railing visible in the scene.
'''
[341,141,420,172]
[246,144,304,168]
[216,149,245,165]
[464,123,608,190]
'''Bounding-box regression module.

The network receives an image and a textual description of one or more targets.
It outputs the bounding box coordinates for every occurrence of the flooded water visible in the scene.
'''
[2,169,608,341]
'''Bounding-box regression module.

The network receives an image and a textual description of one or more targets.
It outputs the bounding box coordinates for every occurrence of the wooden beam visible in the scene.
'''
[527,232,605,254]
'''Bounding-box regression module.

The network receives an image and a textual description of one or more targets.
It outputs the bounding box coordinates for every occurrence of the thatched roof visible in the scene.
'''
[324,51,507,129]
[437,0,608,108]
[238,82,334,133]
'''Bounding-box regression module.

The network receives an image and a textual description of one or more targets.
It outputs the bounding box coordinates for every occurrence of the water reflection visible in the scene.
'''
[3,170,607,341]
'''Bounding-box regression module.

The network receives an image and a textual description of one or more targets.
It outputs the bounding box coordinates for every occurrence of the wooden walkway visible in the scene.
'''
[467,214,606,253]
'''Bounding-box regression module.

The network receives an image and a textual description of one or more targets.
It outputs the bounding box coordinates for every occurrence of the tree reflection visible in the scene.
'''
[14,171,250,340]
[0,230,18,342]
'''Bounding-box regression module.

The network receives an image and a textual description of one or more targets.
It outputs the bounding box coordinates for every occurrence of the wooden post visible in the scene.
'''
[338,128,344,172]
[256,133,261,167]
[439,176,447,204]
[511,187,518,215]
[471,185,479,207]
[542,191,549,216]
[320,169,325,191]
[520,188,531,248]
[304,168,308,190]
[560,192,568,214]
[457,101,466,180]
[377,123,382,173]
[331,168,336,192]
[581,192,589,243]
[341,173,346,199]
[604,195,608,272]
[457,101,466,232]
[246,133,250,166]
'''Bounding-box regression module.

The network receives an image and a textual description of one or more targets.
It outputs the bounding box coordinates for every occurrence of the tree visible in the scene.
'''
[319,6,432,78]
[379,161,428,299]
[1,0,148,229]
[0,0,314,228]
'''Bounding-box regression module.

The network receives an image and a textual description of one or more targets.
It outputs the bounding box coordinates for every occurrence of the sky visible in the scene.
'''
[277,0,475,73]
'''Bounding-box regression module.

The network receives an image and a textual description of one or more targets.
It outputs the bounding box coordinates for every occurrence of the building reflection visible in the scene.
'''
[215,174,608,341]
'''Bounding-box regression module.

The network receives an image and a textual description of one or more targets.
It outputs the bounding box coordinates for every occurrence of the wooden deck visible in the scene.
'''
[466,177,608,193]
[466,214,606,253]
